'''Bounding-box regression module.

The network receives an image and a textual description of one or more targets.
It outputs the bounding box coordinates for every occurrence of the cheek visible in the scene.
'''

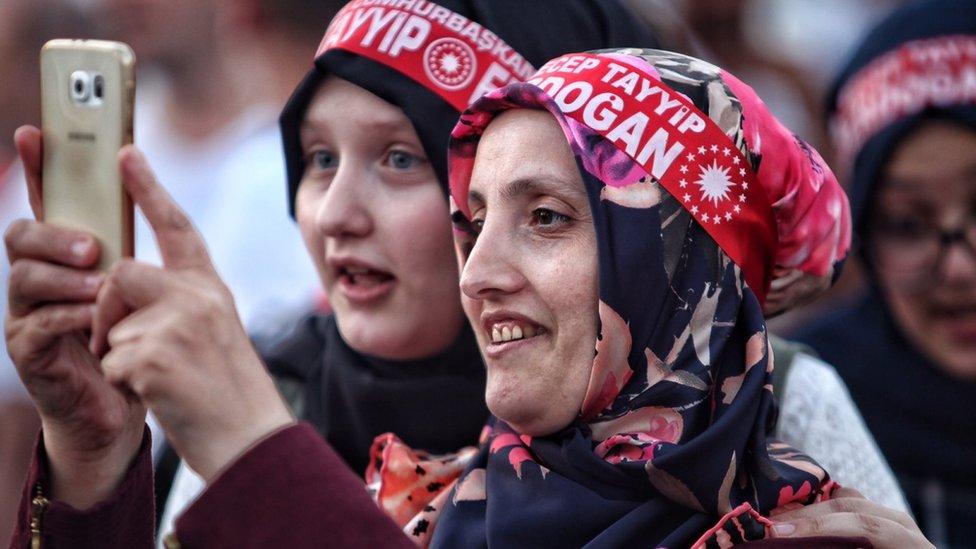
[384,193,456,285]
[877,275,926,331]
[538,238,600,391]
[295,192,327,274]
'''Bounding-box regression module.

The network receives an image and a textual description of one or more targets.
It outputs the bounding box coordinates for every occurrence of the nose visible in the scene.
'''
[459,216,526,301]
[938,238,976,286]
[315,163,372,238]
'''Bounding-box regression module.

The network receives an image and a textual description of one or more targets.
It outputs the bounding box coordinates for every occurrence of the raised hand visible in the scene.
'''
[770,487,933,549]
[90,146,294,481]
[4,126,145,509]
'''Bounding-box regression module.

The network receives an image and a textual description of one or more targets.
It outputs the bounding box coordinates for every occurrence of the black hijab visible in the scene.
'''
[272,0,659,475]
[796,0,976,540]
[281,0,659,211]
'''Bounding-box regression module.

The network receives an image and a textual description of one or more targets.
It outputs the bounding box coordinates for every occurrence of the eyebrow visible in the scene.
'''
[301,115,408,136]
[468,176,587,211]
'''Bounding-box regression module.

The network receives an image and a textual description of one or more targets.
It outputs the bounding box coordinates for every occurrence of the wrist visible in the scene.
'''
[41,419,145,510]
[193,404,295,482]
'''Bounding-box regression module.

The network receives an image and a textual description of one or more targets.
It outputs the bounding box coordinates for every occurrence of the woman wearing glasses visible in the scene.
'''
[796,1,976,545]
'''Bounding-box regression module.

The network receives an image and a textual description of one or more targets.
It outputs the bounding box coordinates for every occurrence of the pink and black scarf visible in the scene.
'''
[370,48,851,548]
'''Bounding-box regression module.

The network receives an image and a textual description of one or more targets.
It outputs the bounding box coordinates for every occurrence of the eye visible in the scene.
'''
[532,208,570,227]
[875,214,932,241]
[388,150,424,170]
[308,150,338,171]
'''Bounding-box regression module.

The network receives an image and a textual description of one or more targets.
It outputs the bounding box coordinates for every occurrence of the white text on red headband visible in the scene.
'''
[531,55,709,181]
[833,35,976,167]
[317,0,535,110]
[527,53,776,302]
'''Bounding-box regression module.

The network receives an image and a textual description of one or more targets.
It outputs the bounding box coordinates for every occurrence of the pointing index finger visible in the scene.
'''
[118,146,212,271]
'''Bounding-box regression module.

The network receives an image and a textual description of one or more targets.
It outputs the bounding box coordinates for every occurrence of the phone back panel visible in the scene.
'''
[41,39,135,271]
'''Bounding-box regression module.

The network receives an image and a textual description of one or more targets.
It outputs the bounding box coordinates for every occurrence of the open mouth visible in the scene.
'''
[931,302,976,332]
[334,262,396,303]
[339,265,394,287]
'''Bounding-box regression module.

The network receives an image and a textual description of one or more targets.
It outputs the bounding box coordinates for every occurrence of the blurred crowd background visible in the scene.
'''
[0,0,942,543]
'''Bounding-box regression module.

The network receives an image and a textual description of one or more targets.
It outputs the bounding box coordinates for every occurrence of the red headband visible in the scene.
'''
[317,0,535,111]
[527,53,777,302]
[832,35,976,168]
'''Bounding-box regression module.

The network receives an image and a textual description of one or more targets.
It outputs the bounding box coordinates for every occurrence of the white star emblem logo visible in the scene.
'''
[683,193,691,202]
[710,144,719,153]
[732,156,741,165]
[698,146,706,154]
[734,205,741,213]
[679,179,688,188]
[739,168,747,177]
[679,165,689,174]
[739,194,747,202]
[686,153,696,162]
[690,205,699,214]
[440,53,461,74]
[722,147,730,156]
[694,159,736,207]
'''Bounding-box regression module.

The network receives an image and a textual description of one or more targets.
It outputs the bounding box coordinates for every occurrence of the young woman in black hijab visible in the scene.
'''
[273,0,659,477]
[795,1,976,544]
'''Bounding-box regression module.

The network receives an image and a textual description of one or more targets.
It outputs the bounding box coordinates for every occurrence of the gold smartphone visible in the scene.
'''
[40,39,135,271]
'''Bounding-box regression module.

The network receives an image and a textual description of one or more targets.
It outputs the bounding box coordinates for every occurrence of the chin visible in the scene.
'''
[930,348,976,381]
[487,386,574,437]
[336,313,406,357]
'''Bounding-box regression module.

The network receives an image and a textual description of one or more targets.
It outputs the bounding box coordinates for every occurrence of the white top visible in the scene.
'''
[133,74,319,333]
[775,352,910,514]
[0,163,31,401]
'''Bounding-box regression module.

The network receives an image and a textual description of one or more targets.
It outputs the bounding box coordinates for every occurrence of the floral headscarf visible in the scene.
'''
[369,49,851,548]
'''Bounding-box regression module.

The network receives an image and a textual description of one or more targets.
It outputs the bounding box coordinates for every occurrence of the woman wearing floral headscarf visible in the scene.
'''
[362,48,928,547]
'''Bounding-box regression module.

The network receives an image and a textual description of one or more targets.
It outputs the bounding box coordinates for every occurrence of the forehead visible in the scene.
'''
[884,121,976,189]
[469,110,580,197]
[302,76,414,135]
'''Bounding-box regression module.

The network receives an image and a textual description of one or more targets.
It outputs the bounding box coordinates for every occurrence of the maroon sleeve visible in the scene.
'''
[173,422,414,549]
[7,427,155,549]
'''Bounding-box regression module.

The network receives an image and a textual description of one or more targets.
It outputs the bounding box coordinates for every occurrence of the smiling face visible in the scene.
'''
[869,120,976,380]
[459,110,599,436]
[295,76,464,360]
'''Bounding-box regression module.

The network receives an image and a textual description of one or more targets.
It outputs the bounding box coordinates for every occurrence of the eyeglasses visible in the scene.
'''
[869,213,976,290]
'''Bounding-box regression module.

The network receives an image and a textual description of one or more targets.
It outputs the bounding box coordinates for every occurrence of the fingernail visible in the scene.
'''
[72,239,91,258]
[771,523,796,537]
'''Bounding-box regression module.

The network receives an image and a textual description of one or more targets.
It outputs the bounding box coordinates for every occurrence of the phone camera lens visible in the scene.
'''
[93,75,104,99]
[69,71,91,102]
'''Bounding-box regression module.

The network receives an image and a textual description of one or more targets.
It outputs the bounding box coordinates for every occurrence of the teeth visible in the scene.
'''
[488,322,539,344]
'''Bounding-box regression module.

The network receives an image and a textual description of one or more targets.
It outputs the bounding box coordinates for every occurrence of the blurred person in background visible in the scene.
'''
[795,1,976,545]
[678,0,824,153]
[0,0,90,541]
[673,0,910,337]
[92,0,321,337]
